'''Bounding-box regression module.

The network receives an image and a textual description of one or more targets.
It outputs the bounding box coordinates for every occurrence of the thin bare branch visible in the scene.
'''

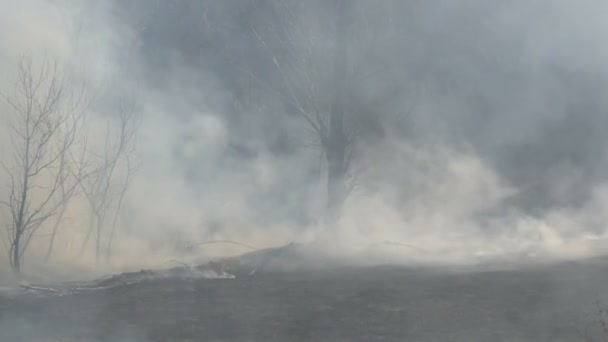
[1,54,86,273]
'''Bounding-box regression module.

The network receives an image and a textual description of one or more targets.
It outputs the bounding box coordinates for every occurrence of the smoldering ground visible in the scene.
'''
[2,0,608,340]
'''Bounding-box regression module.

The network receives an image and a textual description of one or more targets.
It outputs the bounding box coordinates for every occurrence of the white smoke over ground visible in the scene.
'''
[1,0,608,283]
[310,140,608,267]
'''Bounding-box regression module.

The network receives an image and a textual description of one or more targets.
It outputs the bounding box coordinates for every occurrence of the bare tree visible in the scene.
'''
[77,99,139,263]
[0,56,85,274]
[244,0,358,222]
[106,145,138,259]
[43,138,91,262]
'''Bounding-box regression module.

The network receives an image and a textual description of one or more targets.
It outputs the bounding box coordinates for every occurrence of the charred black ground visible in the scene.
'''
[2,255,608,341]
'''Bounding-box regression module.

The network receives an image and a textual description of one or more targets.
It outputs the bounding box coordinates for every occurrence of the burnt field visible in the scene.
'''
[2,258,608,342]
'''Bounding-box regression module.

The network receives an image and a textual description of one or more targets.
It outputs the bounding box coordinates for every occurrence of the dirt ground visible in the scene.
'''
[2,259,608,341]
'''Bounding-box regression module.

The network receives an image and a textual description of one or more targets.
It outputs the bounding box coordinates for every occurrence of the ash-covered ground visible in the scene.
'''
[2,252,608,341]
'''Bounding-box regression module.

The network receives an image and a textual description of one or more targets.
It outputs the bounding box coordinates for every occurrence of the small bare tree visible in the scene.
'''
[43,139,92,262]
[0,56,85,274]
[77,99,139,263]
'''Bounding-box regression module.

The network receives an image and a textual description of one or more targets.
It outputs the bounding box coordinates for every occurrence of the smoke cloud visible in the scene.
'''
[1,0,608,280]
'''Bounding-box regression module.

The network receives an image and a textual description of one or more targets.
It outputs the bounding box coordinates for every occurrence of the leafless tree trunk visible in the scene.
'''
[43,141,90,262]
[0,56,85,275]
[105,153,137,259]
[325,0,352,221]
[77,99,139,264]
[246,0,356,223]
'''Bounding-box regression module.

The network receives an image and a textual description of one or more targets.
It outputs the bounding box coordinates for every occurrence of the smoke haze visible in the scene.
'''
[2,0,608,278]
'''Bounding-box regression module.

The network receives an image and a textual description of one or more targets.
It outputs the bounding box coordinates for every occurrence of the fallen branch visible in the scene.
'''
[168,259,192,268]
[188,240,259,251]
[19,284,62,295]
[371,240,430,254]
